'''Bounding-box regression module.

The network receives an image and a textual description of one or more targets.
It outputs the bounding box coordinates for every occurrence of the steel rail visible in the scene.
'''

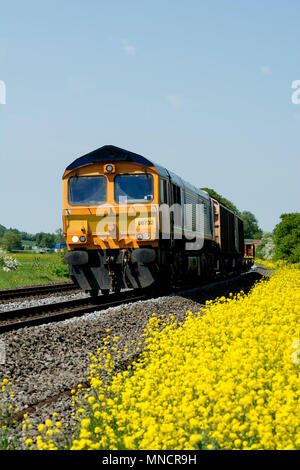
[0,291,147,333]
[0,268,260,334]
[0,282,79,301]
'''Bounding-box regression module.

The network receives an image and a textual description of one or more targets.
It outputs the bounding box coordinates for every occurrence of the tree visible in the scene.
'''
[255,232,275,260]
[240,211,263,239]
[0,225,36,243]
[201,188,241,216]
[1,231,23,252]
[0,224,6,238]
[55,228,66,245]
[36,232,56,249]
[273,213,300,262]
[19,231,36,241]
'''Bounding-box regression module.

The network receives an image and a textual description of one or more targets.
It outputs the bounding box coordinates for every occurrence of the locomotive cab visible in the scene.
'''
[62,145,160,295]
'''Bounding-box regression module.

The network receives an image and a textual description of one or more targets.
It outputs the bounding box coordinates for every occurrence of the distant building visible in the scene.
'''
[245,239,261,248]
[55,243,67,252]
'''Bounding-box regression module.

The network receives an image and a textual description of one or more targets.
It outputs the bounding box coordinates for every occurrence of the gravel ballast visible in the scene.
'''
[0,291,88,313]
[0,267,269,448]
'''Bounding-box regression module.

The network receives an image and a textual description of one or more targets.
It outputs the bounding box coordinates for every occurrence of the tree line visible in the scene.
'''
[0,226,65,252]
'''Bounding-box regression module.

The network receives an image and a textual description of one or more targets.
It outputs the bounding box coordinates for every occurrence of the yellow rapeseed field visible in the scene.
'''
[25,265,300,450]
[254,259,287,270]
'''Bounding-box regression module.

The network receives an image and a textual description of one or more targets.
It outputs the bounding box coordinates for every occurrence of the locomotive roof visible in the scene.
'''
[65,145,210,201]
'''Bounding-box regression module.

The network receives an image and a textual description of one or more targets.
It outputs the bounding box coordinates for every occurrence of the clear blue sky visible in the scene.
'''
[0,0,299,234]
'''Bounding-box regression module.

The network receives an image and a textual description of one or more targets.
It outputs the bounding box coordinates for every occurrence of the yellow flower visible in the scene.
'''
[189,434,202,446]
[81,418,90,429]
[28,265,300,451]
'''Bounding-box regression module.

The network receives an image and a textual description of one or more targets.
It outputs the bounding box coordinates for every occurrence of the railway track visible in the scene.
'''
[0,269,261,334]
[0,290,147,333]
[0,281,79,302]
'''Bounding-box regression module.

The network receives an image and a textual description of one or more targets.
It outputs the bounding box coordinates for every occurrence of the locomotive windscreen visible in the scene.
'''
[68,175,107,205]
[114,174,153,203]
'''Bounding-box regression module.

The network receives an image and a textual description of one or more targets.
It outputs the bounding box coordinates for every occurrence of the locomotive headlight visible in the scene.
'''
[72,236,79,243]
[80,236,86,242]
[144,233,151,240]
[136,233,143,240]
[105,164,115,173]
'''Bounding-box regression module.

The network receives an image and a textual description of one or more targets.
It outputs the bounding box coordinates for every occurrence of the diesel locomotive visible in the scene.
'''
[62,145,247,295]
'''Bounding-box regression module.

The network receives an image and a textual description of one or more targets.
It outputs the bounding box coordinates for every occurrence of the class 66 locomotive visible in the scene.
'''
[62,145,249,296]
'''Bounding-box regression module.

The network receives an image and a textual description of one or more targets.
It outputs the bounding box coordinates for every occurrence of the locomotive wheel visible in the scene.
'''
[89,289,99,297]
[101,289,110,296]
[157,265,172,294]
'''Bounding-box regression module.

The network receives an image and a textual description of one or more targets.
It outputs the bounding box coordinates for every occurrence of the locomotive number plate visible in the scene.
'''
[135,217,155,227]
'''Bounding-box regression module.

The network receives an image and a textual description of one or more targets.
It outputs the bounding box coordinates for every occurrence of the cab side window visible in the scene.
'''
[172,184,181,204]
[160,179,168,204]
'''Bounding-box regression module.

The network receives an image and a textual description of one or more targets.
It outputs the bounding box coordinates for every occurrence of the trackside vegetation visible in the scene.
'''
[0,253,69,289]
[11,263,299,450]
[273,213,300,263]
